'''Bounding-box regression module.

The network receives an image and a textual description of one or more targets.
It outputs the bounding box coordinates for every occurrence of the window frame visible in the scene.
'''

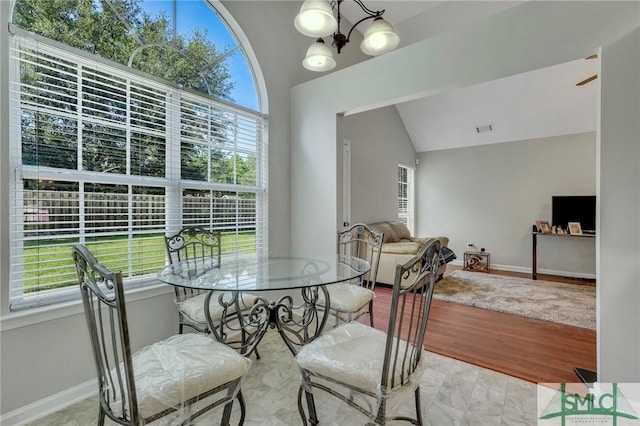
[397,164,415,235]
[8,28,268,311]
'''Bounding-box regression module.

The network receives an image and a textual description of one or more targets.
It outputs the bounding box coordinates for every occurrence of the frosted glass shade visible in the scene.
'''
[360,17,399,56]
[302,39,336,72]
[294,0,338,38]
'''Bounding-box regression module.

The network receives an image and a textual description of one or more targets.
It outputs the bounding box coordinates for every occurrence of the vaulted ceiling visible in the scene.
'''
[340,1,598,152]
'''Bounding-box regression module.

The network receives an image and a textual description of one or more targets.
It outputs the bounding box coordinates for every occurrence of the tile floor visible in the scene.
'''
[26,331,539,426]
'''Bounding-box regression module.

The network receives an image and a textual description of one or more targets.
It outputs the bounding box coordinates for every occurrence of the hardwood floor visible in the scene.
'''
[371,267,597,384]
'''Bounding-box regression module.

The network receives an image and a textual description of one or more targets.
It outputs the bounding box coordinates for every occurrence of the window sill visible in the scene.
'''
[1,282,173,332]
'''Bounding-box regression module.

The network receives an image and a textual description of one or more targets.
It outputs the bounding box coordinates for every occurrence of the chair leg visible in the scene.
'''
[298,385,319,426]
[97,408,105,426]
[414,386,423,426]
[369,300,375,327]
[374,398,386,425]
[220,400,234,426]
[237,391,246,425]
[306,390,320,425]
[333,310,340,327]
[179,322,184,334]
[297,386,308,426]
[219,383,240,426]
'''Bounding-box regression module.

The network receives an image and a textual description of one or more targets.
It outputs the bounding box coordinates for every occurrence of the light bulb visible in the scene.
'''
[302,39,336,72]
[294,1,337,38]
[360,17,399,56]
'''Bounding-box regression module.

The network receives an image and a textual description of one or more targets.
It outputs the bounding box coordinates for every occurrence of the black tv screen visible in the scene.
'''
[552,195,596,232]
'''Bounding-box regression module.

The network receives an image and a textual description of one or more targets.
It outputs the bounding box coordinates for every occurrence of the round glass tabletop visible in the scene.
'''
[156,252,370,292]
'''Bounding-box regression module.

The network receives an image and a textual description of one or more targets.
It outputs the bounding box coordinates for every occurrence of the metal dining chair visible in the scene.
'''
[320,223,383,326]
[295,238,441,426]
[72,244,250,426]
[164,226,258,335]
[164,226,263,359]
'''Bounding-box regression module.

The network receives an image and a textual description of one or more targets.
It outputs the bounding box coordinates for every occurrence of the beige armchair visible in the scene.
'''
[368,221,450,285]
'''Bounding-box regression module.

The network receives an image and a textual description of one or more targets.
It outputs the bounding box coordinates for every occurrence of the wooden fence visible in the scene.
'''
[22,191,256,236]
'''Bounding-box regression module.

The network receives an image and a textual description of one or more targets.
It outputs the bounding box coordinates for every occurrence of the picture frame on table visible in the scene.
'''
[568,222,582,235]
[536,220,551,234]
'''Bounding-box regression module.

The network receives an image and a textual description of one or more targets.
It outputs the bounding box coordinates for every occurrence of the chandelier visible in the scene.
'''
[294,0,400,72]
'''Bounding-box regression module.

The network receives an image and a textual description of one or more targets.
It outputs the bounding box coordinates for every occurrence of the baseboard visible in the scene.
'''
[535,269,596,280]
[450,260,529,273]
[449,260,596,280]
[0,379,96,426]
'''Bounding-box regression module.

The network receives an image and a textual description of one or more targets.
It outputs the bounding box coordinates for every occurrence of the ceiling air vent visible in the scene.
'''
[476,124,494,133]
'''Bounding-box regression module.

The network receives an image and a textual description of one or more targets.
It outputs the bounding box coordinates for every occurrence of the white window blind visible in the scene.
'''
[398,164,415,235]
[8,35,267,310]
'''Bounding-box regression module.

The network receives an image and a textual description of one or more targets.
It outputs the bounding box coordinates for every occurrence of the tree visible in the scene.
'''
[13,0,234,98]
[13,0,256,185]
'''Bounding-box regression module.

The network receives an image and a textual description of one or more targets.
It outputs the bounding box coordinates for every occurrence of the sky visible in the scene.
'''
[141,0,259,111]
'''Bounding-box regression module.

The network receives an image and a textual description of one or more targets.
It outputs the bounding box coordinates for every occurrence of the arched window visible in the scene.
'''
[8,0,267,310]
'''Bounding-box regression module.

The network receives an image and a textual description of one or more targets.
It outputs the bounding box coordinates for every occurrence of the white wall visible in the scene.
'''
[222,1,369,254]
[396,1,525,49]
[416,132,596,278]
[0,288,177,420]
[596,26,640,383]
[291,1,640,382]
[338,106,416,225]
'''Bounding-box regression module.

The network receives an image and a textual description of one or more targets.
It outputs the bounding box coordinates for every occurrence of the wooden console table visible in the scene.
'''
[531,226,596,280]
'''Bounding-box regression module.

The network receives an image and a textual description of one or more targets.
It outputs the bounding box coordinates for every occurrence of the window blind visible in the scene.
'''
[9,35,267,310]
[397,165,415,235]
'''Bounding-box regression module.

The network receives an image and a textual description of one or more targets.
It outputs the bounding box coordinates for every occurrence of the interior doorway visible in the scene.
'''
[342,139,351,229]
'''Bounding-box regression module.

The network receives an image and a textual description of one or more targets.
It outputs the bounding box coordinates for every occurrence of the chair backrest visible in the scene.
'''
[72,244,140,424]
[165,226,222,264]
[337,223,383,290]
[381,238,441,392]
[164,227,222,300]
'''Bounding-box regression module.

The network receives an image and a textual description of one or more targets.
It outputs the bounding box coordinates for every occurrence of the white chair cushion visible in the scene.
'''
[318,283,373,313]
[179,292,258,325]
[296,322,420,395]
[115,333,250,419]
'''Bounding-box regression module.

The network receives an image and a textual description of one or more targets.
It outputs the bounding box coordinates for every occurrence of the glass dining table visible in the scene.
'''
[157,252,370,356]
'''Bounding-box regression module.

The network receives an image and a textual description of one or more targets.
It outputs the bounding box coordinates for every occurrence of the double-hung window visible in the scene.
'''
[8,31,267,310]
[398,164,415,235]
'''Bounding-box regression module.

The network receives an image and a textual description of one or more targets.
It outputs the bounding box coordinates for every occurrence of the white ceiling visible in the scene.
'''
[339,1,599,152]
[396,57,598,152]
[339,0,446,27]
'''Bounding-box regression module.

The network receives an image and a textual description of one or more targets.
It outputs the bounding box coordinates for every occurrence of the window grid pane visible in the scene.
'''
[9,36,266,310]
[397,165,415,235]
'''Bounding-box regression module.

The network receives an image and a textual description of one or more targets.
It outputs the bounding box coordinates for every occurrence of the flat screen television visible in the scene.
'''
[552,195,596,233]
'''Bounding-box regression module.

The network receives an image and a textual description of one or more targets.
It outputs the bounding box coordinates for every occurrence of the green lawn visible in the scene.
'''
[22,231,257,293]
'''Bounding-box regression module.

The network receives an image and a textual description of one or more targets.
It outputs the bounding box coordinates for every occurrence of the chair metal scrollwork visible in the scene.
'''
[322,223,383,326]
[295,238,442,426]
[164,227,259,337]
[72,244,250,426]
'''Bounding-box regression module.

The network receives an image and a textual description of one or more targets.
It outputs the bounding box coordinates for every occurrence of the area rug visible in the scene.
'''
[434,270,595,329]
